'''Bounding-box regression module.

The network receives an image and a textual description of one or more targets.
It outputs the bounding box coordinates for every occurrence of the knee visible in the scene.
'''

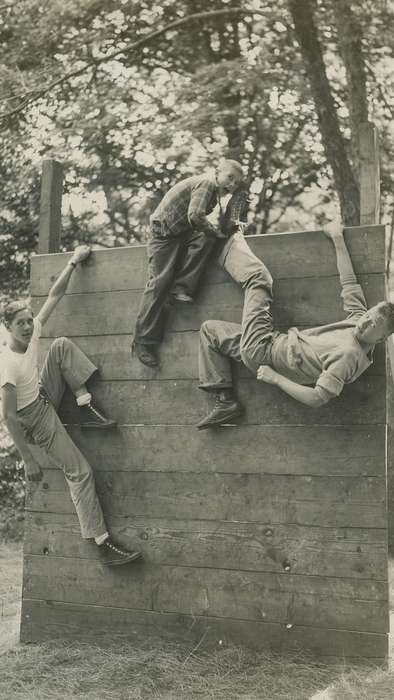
[66,462,92,485]
[200,320,217,340]
[49,336,70,354]
[248,267,273,290]
[146,275,169,294]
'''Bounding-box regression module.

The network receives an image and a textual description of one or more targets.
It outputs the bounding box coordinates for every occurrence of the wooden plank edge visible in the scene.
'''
[30,270,386,298]
[20,598,388,661]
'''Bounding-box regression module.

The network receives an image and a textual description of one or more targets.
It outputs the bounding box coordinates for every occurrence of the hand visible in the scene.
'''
[70,244,92,265]
[257,365,277,384]
[322,220,344,242]
[24,457,43,483]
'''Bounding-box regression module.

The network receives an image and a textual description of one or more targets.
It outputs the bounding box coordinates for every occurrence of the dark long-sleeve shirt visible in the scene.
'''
[151,175,220,237]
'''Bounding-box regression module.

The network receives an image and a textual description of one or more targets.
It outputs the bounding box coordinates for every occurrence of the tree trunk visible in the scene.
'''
[288,0,360,225]
[331,0,369,173]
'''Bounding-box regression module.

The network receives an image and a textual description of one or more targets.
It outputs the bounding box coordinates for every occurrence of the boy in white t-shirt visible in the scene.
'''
[1,245,142,566]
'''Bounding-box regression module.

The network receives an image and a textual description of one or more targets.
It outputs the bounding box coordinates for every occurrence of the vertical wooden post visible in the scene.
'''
[38,159,63,253]
[359,122,380,225]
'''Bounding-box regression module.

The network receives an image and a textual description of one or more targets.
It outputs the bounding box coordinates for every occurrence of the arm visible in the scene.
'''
[1,385,43,482]
[36,244,91,326]
[257,366,331,408]
[323,222,357,285]
[323,222,367,316]
[188,180,225,238]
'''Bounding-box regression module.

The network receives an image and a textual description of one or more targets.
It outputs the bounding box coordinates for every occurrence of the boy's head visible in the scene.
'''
[354,301,394,345]
[216,159,244,195]
[2,301,34,347]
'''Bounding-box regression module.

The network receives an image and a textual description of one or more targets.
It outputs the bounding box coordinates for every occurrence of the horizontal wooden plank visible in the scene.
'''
[35,469,387,503]
[22,556,388,633]
[55,375,386,427]
[26,492,387,530]
[29,424,385,478]
[26,469,386,529]
[31,274,385,337]
[24,512,388,580]
[30,226,386,296]
[62,424,384,476]
[38,332,386,380]
[20,599,388,660]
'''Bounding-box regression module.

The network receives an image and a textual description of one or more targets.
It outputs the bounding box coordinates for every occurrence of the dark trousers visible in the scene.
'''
[134,223,215,345]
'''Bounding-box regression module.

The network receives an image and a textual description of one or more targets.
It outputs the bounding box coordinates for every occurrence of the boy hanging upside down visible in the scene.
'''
[197,224,394,429]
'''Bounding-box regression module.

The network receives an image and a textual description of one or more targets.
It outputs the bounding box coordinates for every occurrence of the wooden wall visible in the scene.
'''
[20,225,389,663]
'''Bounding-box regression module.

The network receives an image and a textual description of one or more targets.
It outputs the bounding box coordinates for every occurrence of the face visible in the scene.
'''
[8,309,34,347]
[354,305,390,345]
[216,165,243,194]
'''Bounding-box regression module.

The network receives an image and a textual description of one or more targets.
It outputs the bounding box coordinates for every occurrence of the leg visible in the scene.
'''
[40,337,116,429]
[219,233,276,373]
[20,397,107,540]
[47,415,142,565]
[20,398,141,565]
[172,229,216,299]
[133,233,181,364]
[197,320,244,430]
[40,336,97,409]
[47,413,107,540]
[199,319,242,391]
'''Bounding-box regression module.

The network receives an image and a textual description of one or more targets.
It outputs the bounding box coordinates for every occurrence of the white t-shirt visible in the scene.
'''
[0,318,42,411]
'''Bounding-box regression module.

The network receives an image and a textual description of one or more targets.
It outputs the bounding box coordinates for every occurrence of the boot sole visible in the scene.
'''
[197,408,244,430]
[104,552,143,566]
[170,297,194,304]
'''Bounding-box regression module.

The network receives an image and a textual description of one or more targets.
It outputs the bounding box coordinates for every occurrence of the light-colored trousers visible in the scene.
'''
[17,337,107,540]
[199,233,279,391]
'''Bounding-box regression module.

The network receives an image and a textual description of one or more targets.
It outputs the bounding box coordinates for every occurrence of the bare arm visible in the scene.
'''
[2,385,43,482]
[36,244,91,326]
[323,223,357,285]
[257,366,331,408]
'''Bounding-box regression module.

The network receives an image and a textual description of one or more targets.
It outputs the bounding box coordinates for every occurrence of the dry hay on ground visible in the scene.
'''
[0,636,358,700]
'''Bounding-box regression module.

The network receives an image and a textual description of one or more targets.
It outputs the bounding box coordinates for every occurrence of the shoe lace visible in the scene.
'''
[87,404,105,421]
[106,541,128,557]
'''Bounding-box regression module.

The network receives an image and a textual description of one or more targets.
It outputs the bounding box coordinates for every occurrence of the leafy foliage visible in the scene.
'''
[0,424,25,541]
[0,0,392,293]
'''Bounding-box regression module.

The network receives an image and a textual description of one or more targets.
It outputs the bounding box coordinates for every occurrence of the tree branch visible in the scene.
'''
[0,7,276,123]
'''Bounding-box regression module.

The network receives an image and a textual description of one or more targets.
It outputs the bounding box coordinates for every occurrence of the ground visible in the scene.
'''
[0,542,22,657]
[0,545,393,699]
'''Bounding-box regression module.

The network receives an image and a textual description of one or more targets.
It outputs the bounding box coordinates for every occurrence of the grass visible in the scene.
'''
[0,542,22,656]
[0,546,393,700]
[325,667,394,700]
[0,637,368,700]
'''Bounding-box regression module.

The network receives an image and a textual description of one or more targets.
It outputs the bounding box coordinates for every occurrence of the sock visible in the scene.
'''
[95,532,109,546]
[76,392,92,407]
[219,388,235,402]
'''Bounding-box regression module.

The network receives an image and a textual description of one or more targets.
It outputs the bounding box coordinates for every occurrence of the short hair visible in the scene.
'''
[221,159,244,177]
[376,301,394,335]
[2,300,31,327]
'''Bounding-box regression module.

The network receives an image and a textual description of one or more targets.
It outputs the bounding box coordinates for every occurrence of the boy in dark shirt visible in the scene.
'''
[197,224,394,428]
[133,160,244,368]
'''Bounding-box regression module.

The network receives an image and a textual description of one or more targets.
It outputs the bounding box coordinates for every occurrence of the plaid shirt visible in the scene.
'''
[151,175,220,237]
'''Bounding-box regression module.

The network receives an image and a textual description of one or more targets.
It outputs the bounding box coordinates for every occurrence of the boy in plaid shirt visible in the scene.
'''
[133,160,244,368]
